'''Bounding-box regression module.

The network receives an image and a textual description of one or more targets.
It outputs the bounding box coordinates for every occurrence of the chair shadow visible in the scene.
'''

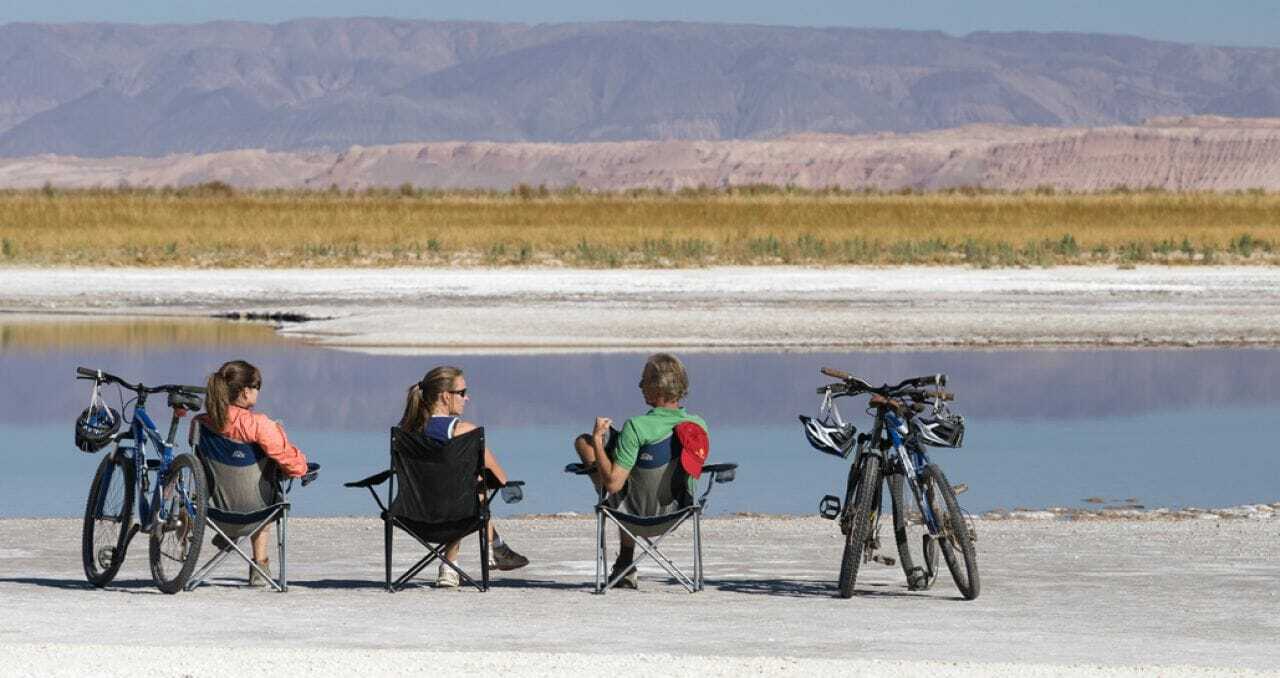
[286,577,595,592]
[487,577,597,592]
[0,577,159,594]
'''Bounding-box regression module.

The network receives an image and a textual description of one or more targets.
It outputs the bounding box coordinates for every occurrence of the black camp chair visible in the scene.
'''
[345,426,525,592]
[186,421,319,592]
[565,430,736,593]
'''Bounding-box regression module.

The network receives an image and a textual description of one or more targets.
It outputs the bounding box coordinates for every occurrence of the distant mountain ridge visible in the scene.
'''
[2,19,1280,157]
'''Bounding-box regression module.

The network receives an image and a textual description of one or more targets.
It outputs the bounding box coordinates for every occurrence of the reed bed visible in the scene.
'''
[0,319,279,352]
[1,186,1278,267]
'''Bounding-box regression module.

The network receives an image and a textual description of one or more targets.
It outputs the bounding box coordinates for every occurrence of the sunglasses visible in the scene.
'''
[449,388,468,397]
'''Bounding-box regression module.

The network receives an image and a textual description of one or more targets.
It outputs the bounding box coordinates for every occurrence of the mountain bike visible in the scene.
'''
[77,367,209,594]
[801,367,979,600]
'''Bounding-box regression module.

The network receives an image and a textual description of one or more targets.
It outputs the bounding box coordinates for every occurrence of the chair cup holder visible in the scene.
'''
[500,485,524,504]
[713,469,735,483]
[818,495,841,520]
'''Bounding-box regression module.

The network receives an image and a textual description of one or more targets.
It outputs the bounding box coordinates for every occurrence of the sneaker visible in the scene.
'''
[436,562,460,588]
[248,560,272,587]
[489,543,529,571]
[608,558,638,590]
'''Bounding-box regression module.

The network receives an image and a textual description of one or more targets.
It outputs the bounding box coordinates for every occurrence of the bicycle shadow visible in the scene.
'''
[0,576,160,594]
[710,577,945,600]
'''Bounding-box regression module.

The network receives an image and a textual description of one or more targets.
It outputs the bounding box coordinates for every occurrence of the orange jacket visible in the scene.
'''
[197,406,309,477]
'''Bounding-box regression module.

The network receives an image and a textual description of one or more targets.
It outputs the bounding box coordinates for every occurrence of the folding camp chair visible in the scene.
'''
[185,421,319,592]
[565,431,736,593]
[344,426,525,593]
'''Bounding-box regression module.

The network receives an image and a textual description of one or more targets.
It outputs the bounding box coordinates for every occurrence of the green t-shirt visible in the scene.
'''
[614,407,708,496]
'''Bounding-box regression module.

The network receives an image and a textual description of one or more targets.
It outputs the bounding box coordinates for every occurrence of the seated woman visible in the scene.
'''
[399,365,529,588]
[199,359,309,586]
[572,352,708,589]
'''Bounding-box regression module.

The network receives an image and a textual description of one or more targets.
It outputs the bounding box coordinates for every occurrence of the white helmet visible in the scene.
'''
[798,415,856,458]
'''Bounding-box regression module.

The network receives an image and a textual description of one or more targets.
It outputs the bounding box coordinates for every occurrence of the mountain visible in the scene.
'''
[1,19,1279,157]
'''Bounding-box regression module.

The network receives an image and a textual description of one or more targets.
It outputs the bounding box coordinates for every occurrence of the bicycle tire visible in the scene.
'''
[922,464,980,600]
[82,451,135,587]
[148,454,207,594]
[837,453,881,599]
[889,471,938,591]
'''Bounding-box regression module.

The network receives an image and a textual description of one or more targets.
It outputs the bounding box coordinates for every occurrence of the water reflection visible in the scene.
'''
[2,318,1278,517]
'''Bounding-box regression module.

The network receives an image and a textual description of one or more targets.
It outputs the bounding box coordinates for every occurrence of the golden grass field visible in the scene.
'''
[1,185,1277,267]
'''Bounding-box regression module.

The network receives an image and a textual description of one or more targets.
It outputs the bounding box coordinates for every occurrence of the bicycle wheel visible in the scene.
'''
[889,471,938,591]
[922,464,979,600]
[148,454,207,594]
[82,451,135,587]
[837,453,881,599]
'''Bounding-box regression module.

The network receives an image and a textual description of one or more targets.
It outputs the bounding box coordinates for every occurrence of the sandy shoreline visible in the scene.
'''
[1,516,1277,676]
[2,266,1280,352]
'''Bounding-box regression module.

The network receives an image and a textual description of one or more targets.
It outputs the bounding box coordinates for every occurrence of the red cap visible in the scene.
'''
[675,421,709,479]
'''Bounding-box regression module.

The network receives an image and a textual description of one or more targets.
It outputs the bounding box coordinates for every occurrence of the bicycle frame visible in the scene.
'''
[93,387,191,532]
[831,393,943,537]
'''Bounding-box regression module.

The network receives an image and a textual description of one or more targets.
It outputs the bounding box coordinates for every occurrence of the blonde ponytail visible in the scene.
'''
[398,383,426,432]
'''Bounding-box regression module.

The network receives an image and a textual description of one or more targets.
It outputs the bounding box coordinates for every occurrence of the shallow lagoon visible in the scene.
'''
[2,319,1278,517]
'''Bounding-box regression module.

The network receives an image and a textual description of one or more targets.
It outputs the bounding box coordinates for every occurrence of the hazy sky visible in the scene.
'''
[2,0,1278,49]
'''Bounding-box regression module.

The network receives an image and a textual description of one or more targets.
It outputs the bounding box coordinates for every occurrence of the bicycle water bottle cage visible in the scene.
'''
[818,495,841,519]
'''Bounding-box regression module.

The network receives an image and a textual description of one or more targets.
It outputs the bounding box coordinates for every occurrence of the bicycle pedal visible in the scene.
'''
[871,553,896,567]
[817,495,841,520]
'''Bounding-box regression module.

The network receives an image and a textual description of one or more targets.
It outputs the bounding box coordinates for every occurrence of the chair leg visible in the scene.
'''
[278,507,288,593]
[595,507,606,594]
[479,519,491,592]
[693,507,703,591]
[384,517,394,593]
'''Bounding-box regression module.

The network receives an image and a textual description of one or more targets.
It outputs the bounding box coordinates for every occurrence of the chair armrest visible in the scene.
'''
[344,469,393,488]
[705,463,737,483]
[564,462,597,475]
[499,480,526,504]
[300,462,321,488]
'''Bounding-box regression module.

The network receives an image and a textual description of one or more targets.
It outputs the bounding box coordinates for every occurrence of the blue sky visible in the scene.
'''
[1,0,1278,48]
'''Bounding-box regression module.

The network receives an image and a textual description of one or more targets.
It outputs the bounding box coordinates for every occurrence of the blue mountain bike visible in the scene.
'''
[77,367,209,594]
[802,367,979,600]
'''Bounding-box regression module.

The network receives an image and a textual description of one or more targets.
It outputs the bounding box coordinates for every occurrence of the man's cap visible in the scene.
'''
[674,420,709,479]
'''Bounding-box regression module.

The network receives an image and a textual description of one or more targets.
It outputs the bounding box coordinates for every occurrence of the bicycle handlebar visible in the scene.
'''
[817,368,953,402]
[76,366,206,395]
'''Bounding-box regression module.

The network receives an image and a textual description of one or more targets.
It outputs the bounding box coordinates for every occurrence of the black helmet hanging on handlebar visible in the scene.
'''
[912,410,965,448]
[75,404,121,452]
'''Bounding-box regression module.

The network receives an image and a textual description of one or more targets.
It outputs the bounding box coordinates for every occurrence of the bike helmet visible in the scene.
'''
[799,414,856,458]
[75,404,121,453]
[913,411,965,448]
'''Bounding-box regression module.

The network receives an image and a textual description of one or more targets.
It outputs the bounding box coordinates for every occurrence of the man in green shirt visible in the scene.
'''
[572,353,709,589]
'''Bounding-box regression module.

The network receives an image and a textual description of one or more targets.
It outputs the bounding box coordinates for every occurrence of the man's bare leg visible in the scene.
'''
[574,433,605,493]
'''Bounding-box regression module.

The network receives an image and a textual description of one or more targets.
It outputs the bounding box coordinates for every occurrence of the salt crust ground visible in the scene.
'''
[2,266,1280,352]
[1,516,1277,677]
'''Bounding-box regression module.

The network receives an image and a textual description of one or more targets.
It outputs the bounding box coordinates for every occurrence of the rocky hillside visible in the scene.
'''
[4,117,1279,192]
[2,19,1280,156]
